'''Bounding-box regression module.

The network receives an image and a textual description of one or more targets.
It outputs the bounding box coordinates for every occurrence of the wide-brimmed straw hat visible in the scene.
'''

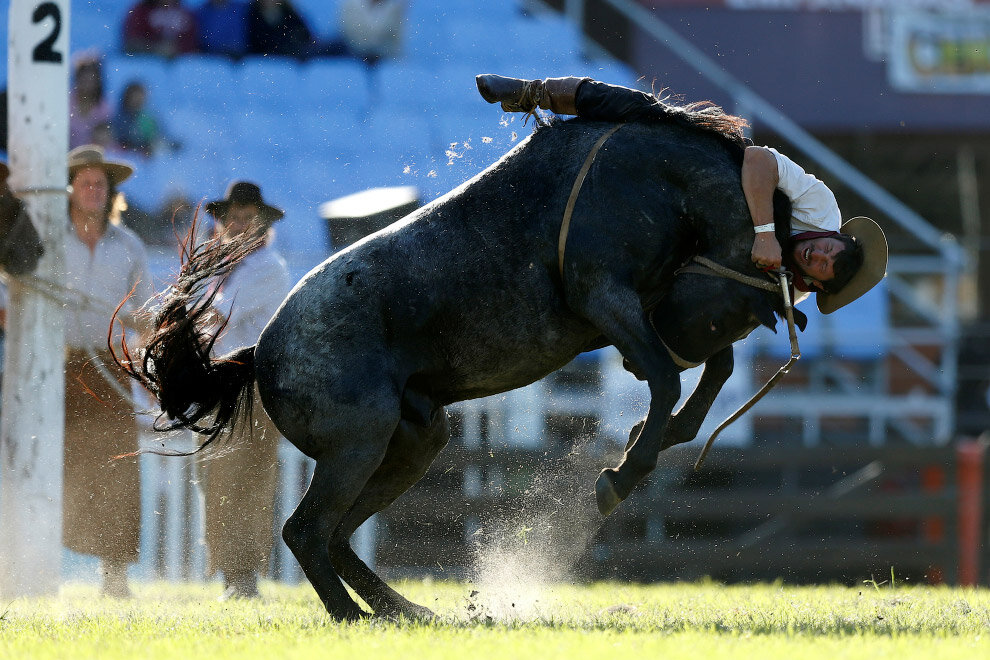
[817,216,888,315]
[67,144,134,185]
[205,181,284,224]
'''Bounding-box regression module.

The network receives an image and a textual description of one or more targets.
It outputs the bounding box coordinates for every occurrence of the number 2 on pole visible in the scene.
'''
[31,2,63,64]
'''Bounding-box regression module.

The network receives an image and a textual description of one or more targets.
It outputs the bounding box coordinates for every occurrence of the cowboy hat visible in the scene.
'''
[205,181,284,224]
[67,144,134,185]
[817,216,887,315]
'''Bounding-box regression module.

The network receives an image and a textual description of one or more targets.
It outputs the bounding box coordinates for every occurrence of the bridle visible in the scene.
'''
[559,125,802,470]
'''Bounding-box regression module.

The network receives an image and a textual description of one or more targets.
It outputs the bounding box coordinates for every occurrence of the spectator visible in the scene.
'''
[200,181,292,599]
[69,53,112,148]
[245,0,318,58]
[63,145,153,598]
[91,120,123,153]
[123,0,199,57]
[338,0,406,65]
[196,0,249,58]
[0,160,45,276]
[112,80,181,158]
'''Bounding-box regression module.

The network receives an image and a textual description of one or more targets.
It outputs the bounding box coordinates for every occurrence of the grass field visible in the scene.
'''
[2,579,989,659]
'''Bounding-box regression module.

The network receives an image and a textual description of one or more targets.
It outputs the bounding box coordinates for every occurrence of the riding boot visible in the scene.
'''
[476,74,587,115]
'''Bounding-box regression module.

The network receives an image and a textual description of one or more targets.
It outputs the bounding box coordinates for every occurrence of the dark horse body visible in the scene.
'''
[129,115,803,620]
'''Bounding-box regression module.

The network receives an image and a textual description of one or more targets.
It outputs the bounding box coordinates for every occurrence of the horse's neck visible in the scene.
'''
[697,219,753,270]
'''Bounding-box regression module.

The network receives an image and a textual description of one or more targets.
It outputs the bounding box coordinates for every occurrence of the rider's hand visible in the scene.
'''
[751,233,782,270]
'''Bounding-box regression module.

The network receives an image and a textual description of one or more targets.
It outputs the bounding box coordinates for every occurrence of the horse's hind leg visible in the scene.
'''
[281,413,397,621]
[330,405,450,620]
[573,281,682,516]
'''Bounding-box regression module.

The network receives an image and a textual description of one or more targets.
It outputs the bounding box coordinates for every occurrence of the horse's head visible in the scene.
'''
[651,272,808,369]
[0,184,44,276]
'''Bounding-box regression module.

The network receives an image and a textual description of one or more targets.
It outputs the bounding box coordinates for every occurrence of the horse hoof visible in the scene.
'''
[595,469,623,516]
[373,599,437,623]
[401,602,437,622]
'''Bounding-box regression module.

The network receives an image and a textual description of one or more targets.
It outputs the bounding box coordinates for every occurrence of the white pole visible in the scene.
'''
[0,0,70,597]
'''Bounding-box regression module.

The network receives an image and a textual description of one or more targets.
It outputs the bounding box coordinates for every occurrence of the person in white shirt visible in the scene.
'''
[63,145,153,598]
[475,74,887,314]
[199,180,292,600]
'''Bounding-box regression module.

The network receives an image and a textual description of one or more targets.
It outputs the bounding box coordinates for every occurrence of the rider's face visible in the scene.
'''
[791,236,844,290]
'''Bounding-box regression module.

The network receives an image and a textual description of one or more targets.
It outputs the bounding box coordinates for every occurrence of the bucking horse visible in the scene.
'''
[119,100,805,620]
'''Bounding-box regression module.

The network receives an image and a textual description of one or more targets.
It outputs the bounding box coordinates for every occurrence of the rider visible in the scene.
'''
[475,74,887,314]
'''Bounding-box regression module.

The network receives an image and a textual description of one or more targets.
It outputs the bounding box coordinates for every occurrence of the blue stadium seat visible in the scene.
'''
[160,150,229,205]
[509,14,584,67]
[373,61,456,111]
[403,10,450,66]
[171,55,238,113]
[294,108,365,161]
[442,19,517,69]
[103,55,173,106]
[117,152,174,212]
[70,7,122,55]
[165,105,230,157]
[298,58,373,114]
[364,107,436,174]
[236,56,304,110]
[292,0,344,40]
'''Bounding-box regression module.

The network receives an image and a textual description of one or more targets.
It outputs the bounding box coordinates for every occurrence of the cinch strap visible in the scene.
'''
[558,124,624,282]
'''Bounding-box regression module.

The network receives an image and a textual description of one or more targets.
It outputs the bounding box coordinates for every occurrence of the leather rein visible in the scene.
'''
[558,124,802,471]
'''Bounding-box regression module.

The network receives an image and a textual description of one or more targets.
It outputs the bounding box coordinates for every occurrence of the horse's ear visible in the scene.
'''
[754,301,778,333]
[793,308,808,332]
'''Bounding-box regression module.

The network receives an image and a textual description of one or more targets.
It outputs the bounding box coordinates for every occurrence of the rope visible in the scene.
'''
[693,269,800,470]
[687,255,781,293]
[11,186,71,196]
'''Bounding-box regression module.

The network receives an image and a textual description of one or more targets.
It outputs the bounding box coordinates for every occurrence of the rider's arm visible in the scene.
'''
[742,145,782,270]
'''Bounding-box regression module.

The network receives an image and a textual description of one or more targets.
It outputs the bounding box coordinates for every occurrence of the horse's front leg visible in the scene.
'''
[577,283,681,516]
[661,345,734,450]
[620,345,735,451]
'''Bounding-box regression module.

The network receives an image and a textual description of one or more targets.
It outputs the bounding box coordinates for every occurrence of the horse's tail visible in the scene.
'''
[112,215,265,454]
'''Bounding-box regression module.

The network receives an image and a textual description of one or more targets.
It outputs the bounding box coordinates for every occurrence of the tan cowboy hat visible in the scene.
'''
[205,180,284,224]
[67,144,134,185]
[817,216,888,315]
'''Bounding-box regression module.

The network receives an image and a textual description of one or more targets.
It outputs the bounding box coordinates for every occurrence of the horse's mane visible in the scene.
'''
[654,97,749,151]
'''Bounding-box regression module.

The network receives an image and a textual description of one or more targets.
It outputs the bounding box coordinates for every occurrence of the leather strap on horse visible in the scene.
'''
[678,255,781,294]
[693,268,801,470]
[558,124,624,281]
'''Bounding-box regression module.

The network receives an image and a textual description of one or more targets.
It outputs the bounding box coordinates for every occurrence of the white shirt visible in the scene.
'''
[768,147,842,236]
[64,222,154,349]
[212,243,291,356]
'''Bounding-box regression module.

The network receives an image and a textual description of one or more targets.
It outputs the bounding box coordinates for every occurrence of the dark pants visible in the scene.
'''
[575,80,668,122]
[63,349,141,563]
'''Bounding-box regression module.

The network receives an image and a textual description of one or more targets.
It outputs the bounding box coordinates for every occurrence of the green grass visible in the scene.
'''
[1,579,988,659]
